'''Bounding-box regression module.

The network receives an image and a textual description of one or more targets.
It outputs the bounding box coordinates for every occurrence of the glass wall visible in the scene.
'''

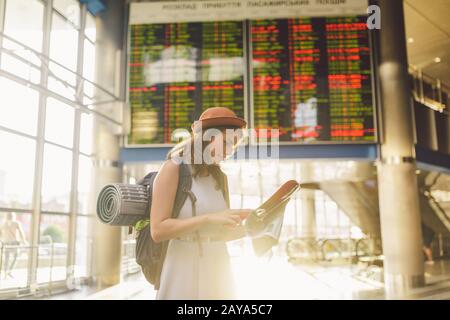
[0,0,103,296]
[0,131,36,210]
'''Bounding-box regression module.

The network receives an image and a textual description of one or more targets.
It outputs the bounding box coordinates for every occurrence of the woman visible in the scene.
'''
[150,107,252,300]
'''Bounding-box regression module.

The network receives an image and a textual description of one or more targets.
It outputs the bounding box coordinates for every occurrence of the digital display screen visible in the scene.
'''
[251,16,374,142]
[128,21,245,144]
[128,15,375,145]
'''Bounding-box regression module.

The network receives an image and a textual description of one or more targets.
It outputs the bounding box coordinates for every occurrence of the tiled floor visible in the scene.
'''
[86,256,386,300]
[30,258,450,300]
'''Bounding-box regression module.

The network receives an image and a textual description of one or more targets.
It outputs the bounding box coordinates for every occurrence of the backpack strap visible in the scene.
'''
[171,162,193,218]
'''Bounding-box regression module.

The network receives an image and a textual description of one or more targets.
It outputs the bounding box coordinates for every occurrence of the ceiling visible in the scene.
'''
[404,0,450,88]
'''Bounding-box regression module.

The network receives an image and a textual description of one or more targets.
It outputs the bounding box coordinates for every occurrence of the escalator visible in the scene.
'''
[301,170,450,238]
[319,179,381,237]
[418,172,450,234]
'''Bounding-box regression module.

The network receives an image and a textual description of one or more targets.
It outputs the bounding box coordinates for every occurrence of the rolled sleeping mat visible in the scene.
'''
[96,183,150,226]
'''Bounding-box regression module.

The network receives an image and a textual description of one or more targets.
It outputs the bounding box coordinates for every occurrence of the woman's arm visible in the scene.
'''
[150,160,242,243]
[218,173,250,242]
[150,160,206,243]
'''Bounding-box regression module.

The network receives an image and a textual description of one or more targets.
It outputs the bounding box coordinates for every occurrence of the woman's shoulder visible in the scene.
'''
[153,160,181,192]
[158,159,181,177]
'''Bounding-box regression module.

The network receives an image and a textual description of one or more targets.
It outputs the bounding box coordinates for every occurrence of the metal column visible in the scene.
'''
[28,0,53,293]
[91,0,126,289]
[66,3,87,287]
[377,0,425,298]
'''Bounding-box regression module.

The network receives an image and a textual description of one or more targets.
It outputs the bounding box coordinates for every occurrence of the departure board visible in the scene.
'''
[128,21,245,144]
[251,16,374,142]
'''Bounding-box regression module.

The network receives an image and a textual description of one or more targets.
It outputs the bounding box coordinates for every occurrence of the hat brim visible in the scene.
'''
[192,117,247,131]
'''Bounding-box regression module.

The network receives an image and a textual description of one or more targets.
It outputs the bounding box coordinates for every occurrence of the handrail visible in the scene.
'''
[355,237,382,258]
[320,239,347,260]
[0,243,67,250]
[317,238,355,261]
[355,238,370,257]
[409,66,449,115]
[287,237,383,262]
[0,239,94,297]
[422,173,450,230]
[427,192,450,230]
[286,237,320,261]
[0,240,68,296]
[409,65,450,97]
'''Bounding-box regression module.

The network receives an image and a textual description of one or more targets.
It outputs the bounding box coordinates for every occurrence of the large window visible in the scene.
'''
[77,154,93,214]
[1,0,44,84]
[0,131,36,209]
[79,113,94,155]
[83,39,95,82]
[37,214,69,283]
[45,97,75,148]
[3,0,44,52]
[53,0,80,28]
[75,215,93,278]
[41,144,73,213]
[0,52,41,84]
[0,0,100,297]
[85,12,96,42]
[0,77,39,136]
[49,12,79,71]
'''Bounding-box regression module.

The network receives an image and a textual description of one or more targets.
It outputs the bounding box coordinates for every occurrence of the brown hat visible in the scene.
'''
[191,107,247,132]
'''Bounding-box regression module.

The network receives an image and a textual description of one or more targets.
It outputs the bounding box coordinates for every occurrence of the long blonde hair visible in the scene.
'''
[166,127,234,190]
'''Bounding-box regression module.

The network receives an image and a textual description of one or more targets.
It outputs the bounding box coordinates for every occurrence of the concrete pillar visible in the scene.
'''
[91,121,122,288]
[90,0,127,289]
[377,0,425,297]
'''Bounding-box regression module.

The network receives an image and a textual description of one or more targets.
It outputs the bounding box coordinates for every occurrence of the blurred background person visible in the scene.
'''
[0,212,28,279]
[422,223,435,265]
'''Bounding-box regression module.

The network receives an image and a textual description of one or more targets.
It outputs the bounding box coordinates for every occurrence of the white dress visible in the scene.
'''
[156,173,236,300]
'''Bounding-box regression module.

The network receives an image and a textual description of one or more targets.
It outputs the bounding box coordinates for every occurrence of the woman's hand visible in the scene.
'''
[205,209,253,228]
